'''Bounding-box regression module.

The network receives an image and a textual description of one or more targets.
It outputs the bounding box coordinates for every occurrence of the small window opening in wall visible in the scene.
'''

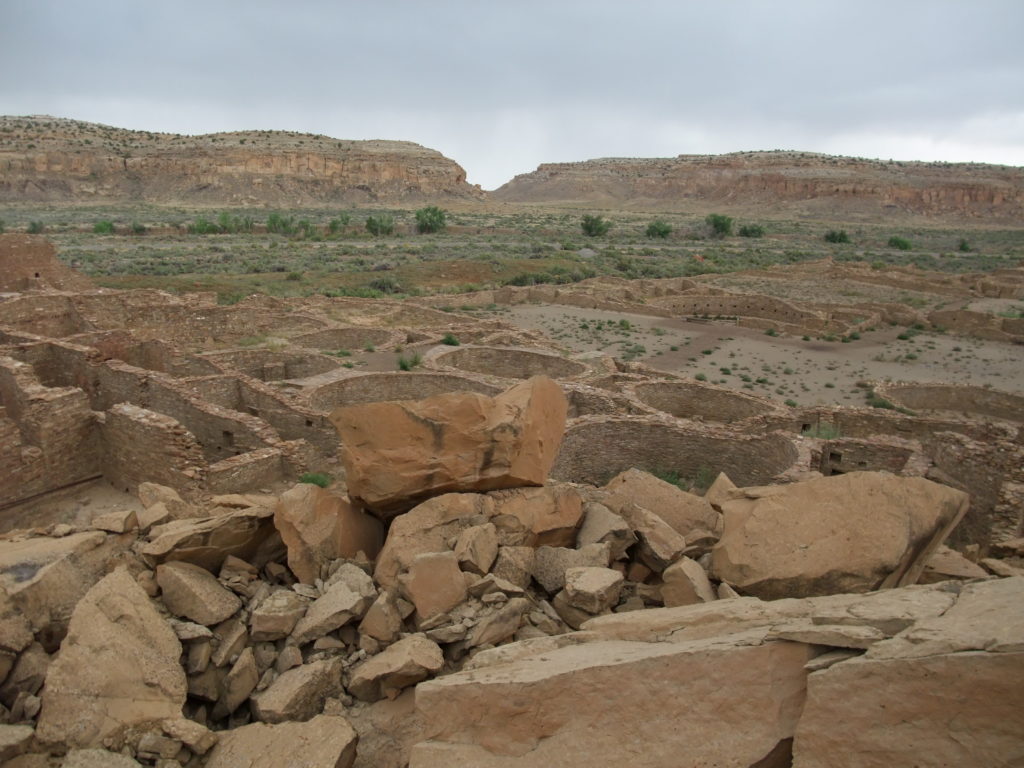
[800,423,811,432]
[858,460,868,467]
[223,430,235,446]
[305,419,314,427]
[829,452,842,464]
[34,272,40,278]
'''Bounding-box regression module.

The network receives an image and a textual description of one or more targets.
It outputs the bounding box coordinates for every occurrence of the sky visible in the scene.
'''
[2,0,1023,190]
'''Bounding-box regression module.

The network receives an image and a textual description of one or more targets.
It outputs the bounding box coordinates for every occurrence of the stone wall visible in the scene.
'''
[0,357,101,507]
[430,346,588,381]
[632,381,778,424]
[99,403,205,495]
[202,349,342,381]
[551,416,805,487]
[875,383,1024,424]
[306,372,501,413]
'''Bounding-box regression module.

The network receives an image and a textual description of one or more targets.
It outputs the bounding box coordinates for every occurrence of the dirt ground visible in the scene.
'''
[0,479,144,535]
[501,305,1024,407]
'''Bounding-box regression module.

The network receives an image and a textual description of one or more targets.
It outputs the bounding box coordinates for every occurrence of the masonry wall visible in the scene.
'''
[633,381,776,423]
[306,372,501,412]
[552,417,802,487]
[0,357,101,506]
[100,403,205,496]
[433,347,588,380]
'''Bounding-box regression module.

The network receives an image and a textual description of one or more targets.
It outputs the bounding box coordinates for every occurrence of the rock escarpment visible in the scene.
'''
[0,116,483,205]
[493,150,1024,220]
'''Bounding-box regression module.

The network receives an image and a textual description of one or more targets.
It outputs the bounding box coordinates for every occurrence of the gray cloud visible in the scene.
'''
[2,0,1022,188]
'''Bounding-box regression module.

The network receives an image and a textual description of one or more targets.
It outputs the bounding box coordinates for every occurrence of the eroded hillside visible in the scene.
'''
[493,151,1024,221]
[0,116,483,205]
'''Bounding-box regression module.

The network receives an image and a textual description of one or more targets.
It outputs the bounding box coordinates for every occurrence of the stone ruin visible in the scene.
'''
[1,235,1023,766]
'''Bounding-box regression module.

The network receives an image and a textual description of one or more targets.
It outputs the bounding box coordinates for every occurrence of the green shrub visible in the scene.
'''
[397,352,423,371]
[130,220,147,235]
[645,220,672,238]
[328,213,351,234]
[695,373,707,381]
[888,236,912,251]
[824,230,850,243]
[299,472,331,488]
[368,276,401,294]
[188,217,220,235]
[415,206,446,234]
[93,220,115,234]
[441,333,460,346]
[765,328,778,337]
[957,238,971,252]
[0,220,5,234]
[286,271,302,281]
[580,214,612,237]
[266,212,297,235]
[738,224,764,238]
[27,221,44,234]
[365,214,395,236]
[705,213,733,238]
[784,399,798,408]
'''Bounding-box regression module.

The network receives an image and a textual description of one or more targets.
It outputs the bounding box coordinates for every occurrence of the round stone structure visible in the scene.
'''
[431,346,588,380]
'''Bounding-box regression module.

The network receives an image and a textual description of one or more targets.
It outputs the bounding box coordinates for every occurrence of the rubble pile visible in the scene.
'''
[0,376,1021,767]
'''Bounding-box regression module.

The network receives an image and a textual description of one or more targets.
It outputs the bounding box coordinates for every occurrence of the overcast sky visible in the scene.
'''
[3,1,1023,189]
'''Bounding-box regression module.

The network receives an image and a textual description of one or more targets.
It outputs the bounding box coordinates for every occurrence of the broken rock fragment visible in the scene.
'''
[274,482,383,584]
[349,634,444,702]
[250,658,343,723]
[156,560,242,626]
[604,468,722,547]
[400,551,468,622]
[204,714,357,768]
[563,567,624,614]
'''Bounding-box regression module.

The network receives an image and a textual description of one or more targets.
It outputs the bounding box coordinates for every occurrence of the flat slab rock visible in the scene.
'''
[204,714,358,768]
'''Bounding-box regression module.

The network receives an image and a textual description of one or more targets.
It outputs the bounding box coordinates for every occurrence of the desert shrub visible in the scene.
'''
[93,220,115,234]
[824,230,850,243]
[368,276,401,294]
[217,212,253,234]
[415,206,447,234]
[581,214,612,237]
[299,472,331,488]
[738,224,764,238]
[328,213,351,234]
[365,214,395,236]
[188,217,220,235]
[705,213,733,238]
[27,221,44,234]
[645,220,672,238]
[296,219,318,239]
[441,333,460,346]
[0,220,5,234]
[397,352,423,371]
[285,271,302,281]
[130,220,147,235]
[888,236,912,251]
[957,238,971,252]
[266,212,296,235]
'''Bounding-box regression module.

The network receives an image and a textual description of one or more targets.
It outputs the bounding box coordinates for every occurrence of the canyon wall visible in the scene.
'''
[492,151,1024,220]
[0,116,483,205]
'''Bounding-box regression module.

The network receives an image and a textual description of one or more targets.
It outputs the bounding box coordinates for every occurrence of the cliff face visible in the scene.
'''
[492,151,1024,220]
[0,116,483,205]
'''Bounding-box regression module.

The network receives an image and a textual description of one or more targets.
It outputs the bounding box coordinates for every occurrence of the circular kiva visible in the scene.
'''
[432,346,588,380]
[306,372,502,412]
[633,381,777,423]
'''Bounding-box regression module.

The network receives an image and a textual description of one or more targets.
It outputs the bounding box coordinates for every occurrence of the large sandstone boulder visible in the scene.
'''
[411,636,812,767]
[711,472,969,599]
[349,634,444,703]
[331,376,567,516]
[792,577,1024,767]
[0,531,128,647]
[274,483,383,583]
[36,568,187,748]
[603,468,722,546]
[203,714,357,768]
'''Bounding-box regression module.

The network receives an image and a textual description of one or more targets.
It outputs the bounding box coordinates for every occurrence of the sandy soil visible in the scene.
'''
[1,479,144,535]
[502,305,1024,408]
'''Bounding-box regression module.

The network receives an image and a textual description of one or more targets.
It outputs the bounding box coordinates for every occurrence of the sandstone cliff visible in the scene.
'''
[492,151,1024,220]
[0,116,483,205]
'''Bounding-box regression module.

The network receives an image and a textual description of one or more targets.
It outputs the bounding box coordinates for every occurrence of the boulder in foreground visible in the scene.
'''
[36,568,187,748]
[711,472,969,599]
[331,376,567,516]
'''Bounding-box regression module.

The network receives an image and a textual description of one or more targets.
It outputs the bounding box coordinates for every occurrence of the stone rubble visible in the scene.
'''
[0,376,1020,766]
